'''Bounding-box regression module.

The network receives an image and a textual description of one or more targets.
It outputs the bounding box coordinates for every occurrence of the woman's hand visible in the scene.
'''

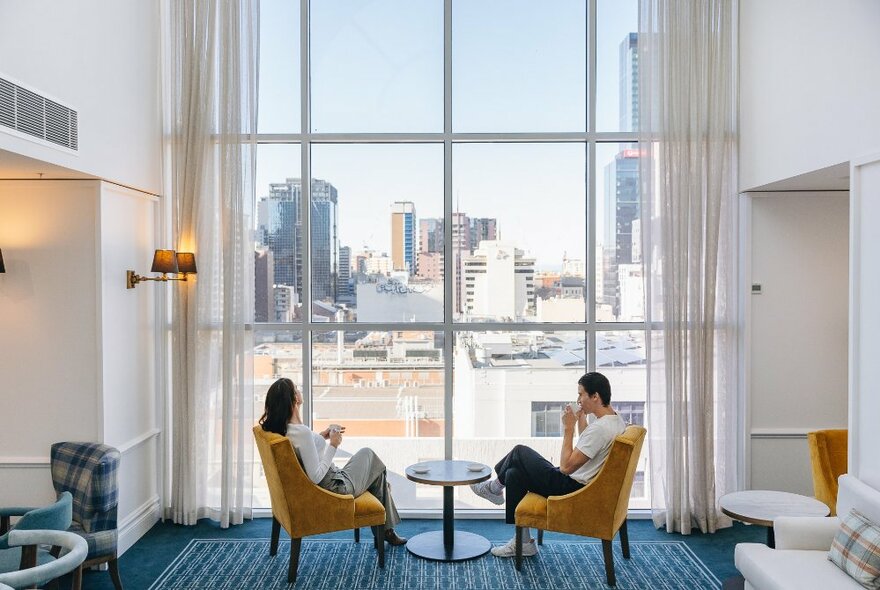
[328,429,343,448]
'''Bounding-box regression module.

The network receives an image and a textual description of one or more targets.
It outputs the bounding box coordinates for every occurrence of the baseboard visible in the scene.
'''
[119,495,160,555]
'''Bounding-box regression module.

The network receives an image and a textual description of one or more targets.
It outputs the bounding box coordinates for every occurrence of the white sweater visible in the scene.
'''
[286,424,337,484]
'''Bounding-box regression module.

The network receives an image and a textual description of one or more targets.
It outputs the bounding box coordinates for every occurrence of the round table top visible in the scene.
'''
[719,490,830,526]
[405,460,492,486]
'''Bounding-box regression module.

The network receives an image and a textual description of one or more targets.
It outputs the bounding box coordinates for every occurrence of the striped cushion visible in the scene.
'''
[828,508,880,589]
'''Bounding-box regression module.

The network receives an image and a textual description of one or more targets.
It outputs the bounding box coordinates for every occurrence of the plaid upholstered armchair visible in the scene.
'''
[50,442,123,590]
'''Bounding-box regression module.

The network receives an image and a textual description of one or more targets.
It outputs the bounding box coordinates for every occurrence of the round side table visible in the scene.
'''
[405,460,492,562]
[720,489,830,547]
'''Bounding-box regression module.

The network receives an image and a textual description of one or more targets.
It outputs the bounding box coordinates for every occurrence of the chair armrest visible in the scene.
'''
[0,507,37,518]
[0,530,88,590]
[774,516,840,550]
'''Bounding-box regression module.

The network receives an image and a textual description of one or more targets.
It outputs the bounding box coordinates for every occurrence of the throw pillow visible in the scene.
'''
[828,508,880,589]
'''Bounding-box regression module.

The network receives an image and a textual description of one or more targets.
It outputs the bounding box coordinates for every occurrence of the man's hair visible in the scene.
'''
[578,372,612,406]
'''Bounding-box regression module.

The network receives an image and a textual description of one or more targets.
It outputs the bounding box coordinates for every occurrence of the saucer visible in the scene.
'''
[412,466,430,474]
[467,463,486,472]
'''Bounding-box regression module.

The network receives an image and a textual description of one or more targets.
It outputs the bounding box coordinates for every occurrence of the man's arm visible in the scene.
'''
[560,409,591,474]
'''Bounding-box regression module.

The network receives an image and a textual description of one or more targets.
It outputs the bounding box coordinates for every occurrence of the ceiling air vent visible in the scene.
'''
[0,75,78,151]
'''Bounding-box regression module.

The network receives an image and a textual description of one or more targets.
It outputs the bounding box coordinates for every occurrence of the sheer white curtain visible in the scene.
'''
[161,0,258,527]
[638,0,739,534]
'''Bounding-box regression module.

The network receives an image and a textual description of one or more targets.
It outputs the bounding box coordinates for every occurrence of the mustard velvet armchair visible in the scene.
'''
[807,428,847,516]
[514,425,647,586]
[252,426,387,584]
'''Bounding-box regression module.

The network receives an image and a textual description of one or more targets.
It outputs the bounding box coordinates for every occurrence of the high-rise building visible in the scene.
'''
[462,241,535,321]
[391,201,416,274]
[419,218,443,254]
[470,217,498,249]
[338,245,352,303]
[620,32,639,133]
[254,247,274,322]
[258,177,339,304]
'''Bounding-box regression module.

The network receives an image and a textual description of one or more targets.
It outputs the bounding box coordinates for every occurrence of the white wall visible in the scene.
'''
[850,155,880,490]
[739,0,880,190]
[0,0,161,194]
[747,192,849,494]
[0,179,159,553]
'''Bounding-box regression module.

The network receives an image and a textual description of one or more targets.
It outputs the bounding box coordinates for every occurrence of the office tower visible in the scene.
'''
[470,217,498,250]
[254,247,274,322]
[419,218,443,254]
[620,32,639,133]
[391,201,417,274]
[258,177,339,304]
[309,179,339,303]
[462,241,535,320]
[338,245,352,302]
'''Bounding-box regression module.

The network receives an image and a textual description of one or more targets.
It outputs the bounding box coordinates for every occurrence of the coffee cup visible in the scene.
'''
[568,402,581,415]
[329,423,342,433]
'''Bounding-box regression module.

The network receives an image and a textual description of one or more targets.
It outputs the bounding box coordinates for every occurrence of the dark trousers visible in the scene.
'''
[495,444,583,524]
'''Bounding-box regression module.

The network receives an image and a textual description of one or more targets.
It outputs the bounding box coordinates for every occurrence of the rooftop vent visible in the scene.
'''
[0,76,78,151]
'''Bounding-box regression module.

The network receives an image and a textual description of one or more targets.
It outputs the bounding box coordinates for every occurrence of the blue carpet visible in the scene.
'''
[148,537,720,590]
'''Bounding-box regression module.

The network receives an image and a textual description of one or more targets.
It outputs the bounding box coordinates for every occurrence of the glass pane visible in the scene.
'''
[310,144,444,322]
[453,330,585,509]
[310,0,443,132]
[453,143,586,322]
[258,0,301,133]
[596,331,648,508]
[596,0,639,132]
[596,142,644,322]
[452,0,586,132]
[255,144,303,322]
[313,330,444,510]
[253,329,304,508]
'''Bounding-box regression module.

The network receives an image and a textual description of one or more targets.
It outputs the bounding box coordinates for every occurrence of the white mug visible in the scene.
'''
[329,423,342,433]
[568,402,581,415]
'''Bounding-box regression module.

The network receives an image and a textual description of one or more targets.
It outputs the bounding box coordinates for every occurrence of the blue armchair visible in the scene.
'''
[50,442,122,590]
[0,493,73,587]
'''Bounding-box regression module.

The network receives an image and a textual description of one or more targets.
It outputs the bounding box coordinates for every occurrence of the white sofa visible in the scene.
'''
[735,474,880,590]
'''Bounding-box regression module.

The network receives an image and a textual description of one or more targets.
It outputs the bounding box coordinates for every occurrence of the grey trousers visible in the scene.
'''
[320,447,401,528]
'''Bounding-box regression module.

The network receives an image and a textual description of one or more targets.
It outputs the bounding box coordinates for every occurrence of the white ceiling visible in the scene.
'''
[0,148,97,181]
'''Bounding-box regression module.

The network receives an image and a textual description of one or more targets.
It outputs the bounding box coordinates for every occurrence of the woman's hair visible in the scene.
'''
[259,377,296,435]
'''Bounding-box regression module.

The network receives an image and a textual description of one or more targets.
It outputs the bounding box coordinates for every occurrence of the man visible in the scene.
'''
[470,372,626,557]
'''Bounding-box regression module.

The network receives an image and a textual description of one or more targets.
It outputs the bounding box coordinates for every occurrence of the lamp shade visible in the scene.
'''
[0,248,5,273]
[176,252,197,274]
[150,249,179,274]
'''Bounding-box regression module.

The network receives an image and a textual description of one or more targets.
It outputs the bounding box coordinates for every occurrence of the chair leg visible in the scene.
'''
[619,520,630,560]
[371,525,385,568]
[109,557,123,590]
[537,529,544,545]
[71,565,83,590]
[288,538,302,584]
[515,526,523,572]
[602,539,616,586]
[270,517,281,556]
[354,527,360,543]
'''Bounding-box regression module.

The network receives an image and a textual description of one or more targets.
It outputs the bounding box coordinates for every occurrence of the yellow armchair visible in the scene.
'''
[253,426,387,584]
[514,425,647,586]
[807,429,847,516]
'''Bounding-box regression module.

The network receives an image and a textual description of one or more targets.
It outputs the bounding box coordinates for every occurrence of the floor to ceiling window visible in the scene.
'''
[253,0,646,511]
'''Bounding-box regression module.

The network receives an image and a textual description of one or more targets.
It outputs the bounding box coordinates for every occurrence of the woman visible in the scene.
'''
[259,377,407,546]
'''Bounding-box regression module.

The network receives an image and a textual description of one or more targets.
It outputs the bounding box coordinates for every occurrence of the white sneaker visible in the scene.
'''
[491,536,538,558]
[470,481,504,505]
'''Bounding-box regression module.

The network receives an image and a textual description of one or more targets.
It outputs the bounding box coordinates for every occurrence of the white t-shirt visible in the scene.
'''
[569,413,627,485]
[286,424,337,484]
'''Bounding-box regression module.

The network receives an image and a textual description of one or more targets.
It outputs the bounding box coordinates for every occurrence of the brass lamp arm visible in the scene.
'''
[126,271,192,289]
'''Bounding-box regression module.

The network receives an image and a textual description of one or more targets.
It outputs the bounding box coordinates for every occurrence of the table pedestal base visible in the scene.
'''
[405,530,491,562]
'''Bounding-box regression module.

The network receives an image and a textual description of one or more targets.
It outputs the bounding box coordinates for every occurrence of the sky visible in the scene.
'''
[255,0,638,270]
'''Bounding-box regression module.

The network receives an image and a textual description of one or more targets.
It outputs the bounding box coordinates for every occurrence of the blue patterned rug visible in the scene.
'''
[148,538,721,589]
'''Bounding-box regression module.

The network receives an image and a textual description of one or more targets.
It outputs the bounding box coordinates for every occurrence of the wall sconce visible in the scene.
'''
[0,248,5,273]
[126,249,197,289]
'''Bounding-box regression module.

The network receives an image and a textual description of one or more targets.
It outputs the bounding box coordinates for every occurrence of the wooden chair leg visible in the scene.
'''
[515,526,523,572]
[619,520,630,559]
[288,538,302,584]
[537,529,544,545]
[109,556,123,590]
[71,564,83,590]
[270,517,281,556]
[354,527,360,543]
[602,539,616,586]
[371,525,385,568]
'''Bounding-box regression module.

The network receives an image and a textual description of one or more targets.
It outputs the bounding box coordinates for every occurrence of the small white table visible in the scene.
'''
[720,490,830,548]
